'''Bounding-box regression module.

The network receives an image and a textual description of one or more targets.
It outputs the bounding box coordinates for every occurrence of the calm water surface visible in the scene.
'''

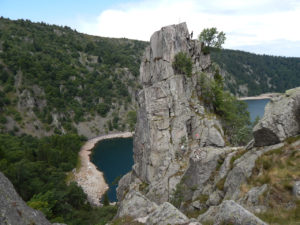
[91,137,133,202]
[244,99,269,122]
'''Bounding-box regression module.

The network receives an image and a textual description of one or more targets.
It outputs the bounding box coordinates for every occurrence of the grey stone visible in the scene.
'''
[206,190,223,206]
[183,147,231,195]
[238,184,268,209]
[293,181,300,198]
[0,172,52,225]
[116,190,157,219]
[253,87,300,147]
[116,171,132,201]
[198,200,268,225]
[191,200,207,211]
[132,22,225,203]
[224,143,283,200]
[146,202,189,225]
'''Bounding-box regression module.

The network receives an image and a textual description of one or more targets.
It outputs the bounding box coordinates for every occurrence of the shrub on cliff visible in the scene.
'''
[173,52,192,77]
[198,71,252,145]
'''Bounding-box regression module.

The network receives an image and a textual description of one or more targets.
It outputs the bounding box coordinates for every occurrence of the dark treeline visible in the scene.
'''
[211,48,300,96]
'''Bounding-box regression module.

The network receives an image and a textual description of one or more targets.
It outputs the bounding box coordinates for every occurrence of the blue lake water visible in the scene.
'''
[91,99,269,202]
[244,99,269,122]
[91,137,133,202]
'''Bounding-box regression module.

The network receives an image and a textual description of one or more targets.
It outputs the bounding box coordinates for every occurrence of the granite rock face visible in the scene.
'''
[131,22,225,204]
[117,190,157,219]
[146,202,189,225]
[198,200,267,225]
[0,172,53,225]
[253,87,300,146]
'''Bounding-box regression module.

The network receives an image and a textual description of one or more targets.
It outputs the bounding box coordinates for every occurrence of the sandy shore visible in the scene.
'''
[73,132,133,206]
[238,93,280,100]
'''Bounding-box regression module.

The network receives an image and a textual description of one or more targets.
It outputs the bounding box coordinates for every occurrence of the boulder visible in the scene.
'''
[183,147,232,197]
[238,184,268,213]
[253,87,300,147]
[146,202,189,225]
[0,172,52,225]
[224,143,283,200]
[116,190,157,219]
[198,200,268,225]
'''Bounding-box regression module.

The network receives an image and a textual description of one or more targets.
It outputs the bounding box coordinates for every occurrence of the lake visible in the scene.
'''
[244,99,269,122]
[91,137,133,202]
[91,99,269,202]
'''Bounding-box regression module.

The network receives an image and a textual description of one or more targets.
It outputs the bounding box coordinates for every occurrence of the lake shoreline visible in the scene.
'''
[73,132,133,206]
[238,92,280,100]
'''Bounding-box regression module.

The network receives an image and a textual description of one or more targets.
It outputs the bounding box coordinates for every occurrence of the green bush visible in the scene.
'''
[127,111,137,131]
[173,52,192,77]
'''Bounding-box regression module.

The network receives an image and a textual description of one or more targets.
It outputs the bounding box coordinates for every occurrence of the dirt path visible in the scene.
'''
[73,132,133,206]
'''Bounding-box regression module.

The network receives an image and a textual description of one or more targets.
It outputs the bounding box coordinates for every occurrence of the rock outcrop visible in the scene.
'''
[198,200,267,225]
[0,172,54,225]
[145,202,190,225]
[117,190,157,219]
[130,22,225,204]
[253,87,300,146]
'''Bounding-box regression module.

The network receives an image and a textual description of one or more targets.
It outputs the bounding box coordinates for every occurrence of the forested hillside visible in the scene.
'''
[211,49,300,96]
[0,17,147,138]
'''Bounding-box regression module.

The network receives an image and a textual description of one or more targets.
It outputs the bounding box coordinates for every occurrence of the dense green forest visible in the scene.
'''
[1,17,300,138]
[0,133,117,224]
[211,48,300,96]
[0,17,147,137]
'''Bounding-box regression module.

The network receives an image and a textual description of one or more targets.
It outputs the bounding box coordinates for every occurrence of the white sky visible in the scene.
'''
[75,0,300,57]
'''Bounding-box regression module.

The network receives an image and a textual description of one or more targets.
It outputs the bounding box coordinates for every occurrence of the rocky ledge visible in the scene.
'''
[253,87,300,147]
[0,172,61,225]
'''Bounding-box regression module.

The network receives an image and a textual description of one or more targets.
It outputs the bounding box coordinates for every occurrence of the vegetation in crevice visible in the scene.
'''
[172,52,193,77]
[198,69,252,145]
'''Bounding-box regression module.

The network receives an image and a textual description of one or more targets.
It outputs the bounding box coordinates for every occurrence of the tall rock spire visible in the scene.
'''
[130,23,225,203]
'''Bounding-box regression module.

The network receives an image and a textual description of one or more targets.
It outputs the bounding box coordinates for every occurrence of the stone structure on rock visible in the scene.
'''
[0,172,59,225]
[253,87,300,146]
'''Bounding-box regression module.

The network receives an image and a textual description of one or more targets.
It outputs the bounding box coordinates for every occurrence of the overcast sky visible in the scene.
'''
[1,0,300,57]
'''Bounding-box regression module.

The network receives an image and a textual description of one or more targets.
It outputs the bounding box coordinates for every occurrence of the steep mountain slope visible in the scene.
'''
[0,17,147,138]
[211,49,300,96]
[1,17,300,139]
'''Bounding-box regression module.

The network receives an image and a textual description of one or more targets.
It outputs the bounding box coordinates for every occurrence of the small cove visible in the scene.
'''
[91,137,133,202]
